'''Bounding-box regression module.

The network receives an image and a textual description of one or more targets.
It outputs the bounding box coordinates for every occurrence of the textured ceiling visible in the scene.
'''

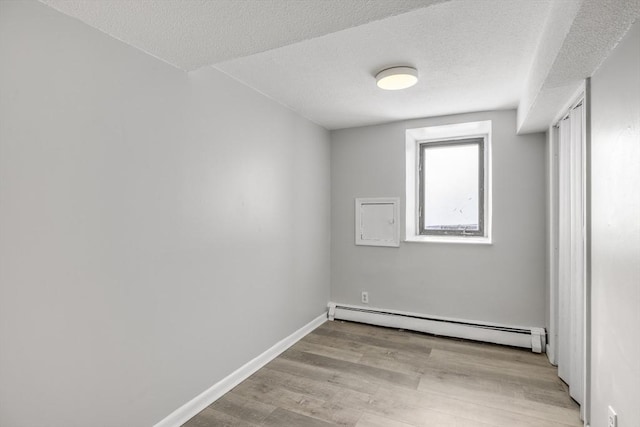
[216,0,552,129]
[39,0,640,132]
[40,0,444,70]
[518,0,640,133]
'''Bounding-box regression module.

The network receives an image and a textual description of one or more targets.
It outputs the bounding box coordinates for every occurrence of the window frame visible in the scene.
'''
[418,137,485,237]
[405,120,492,244]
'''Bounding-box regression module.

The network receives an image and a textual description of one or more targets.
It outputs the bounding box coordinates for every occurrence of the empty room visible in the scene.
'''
[1,1,638,426]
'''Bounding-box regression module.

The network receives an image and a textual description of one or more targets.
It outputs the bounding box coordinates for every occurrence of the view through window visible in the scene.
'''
[419,138,484,236]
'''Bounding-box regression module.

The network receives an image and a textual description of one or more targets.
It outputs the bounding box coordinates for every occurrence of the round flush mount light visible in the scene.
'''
[375,66,418,90]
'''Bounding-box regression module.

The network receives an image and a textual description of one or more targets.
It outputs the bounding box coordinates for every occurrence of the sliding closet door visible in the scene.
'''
[557,102,586,409]
[569,103,585,406]
[557,116,572,385]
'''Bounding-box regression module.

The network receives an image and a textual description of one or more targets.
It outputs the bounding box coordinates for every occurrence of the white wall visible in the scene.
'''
[589,20,640,427]
[331,110,546,327]
[0,1,330,426]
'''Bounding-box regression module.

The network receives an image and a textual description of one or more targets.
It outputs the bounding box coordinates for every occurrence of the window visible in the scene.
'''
[419,138,484,236]
[406,121,491,243]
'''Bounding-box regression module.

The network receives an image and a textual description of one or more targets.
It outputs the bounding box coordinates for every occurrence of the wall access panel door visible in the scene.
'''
[355,198,400,247]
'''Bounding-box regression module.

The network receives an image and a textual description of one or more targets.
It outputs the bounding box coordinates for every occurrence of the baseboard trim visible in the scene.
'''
[328,302,545,352]
[546,343,557,365]
[153,312,327,427]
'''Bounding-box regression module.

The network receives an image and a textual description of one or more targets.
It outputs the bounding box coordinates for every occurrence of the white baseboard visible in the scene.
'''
[153,312,327,427]
[546,343,557,365]
[328,302,545,352]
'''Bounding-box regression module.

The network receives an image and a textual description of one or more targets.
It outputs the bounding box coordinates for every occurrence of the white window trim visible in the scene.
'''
[405,120,492,244]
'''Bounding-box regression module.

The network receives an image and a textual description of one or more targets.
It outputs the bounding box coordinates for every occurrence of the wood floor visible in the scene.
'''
[183,320,581,427]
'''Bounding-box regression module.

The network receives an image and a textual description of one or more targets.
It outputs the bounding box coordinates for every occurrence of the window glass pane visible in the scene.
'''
[423,143,479,232]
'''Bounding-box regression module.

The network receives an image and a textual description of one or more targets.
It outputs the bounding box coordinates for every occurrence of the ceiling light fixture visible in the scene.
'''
[375,66,418,90]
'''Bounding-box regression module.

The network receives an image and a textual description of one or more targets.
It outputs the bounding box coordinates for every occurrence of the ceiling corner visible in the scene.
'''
[517,0,640,134]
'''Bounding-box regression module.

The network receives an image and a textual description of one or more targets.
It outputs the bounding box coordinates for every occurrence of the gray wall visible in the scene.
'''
[331,110,546,327]
[590,20,640,427]
[0,2,330,426]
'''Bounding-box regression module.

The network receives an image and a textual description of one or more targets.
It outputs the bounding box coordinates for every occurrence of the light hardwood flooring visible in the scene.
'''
[183,320,580,427]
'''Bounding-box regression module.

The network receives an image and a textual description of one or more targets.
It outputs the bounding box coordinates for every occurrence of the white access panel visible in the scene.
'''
[355,198,400,247]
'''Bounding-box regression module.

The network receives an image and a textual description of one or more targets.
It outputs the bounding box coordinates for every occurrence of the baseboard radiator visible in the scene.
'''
[328,302,546,353]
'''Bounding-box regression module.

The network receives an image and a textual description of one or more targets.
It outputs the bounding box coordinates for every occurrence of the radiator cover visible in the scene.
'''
[328,302,545,353]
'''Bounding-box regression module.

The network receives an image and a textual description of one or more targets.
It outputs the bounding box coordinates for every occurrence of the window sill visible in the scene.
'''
[404,235,492,245]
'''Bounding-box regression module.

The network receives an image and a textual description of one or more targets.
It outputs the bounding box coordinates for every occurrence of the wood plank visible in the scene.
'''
[355,413,416,427]
[418,370,581,425]
[280,348,420,390]
[313,325,433,355]
[182,406,259,427]
[427,348,558,379]
[330,387,496,427]
[231,376,361,426]
[182,321,581,427]
[424,348,564,390]
[262,408,335,427]
[334,384,575,427]
[265,355,382,395]
[523,385,578,409]
[208,392,275,425]
[303,328,432,375]
[357,346,432,375]
[293,338,363,363]
[251,366,339,401]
